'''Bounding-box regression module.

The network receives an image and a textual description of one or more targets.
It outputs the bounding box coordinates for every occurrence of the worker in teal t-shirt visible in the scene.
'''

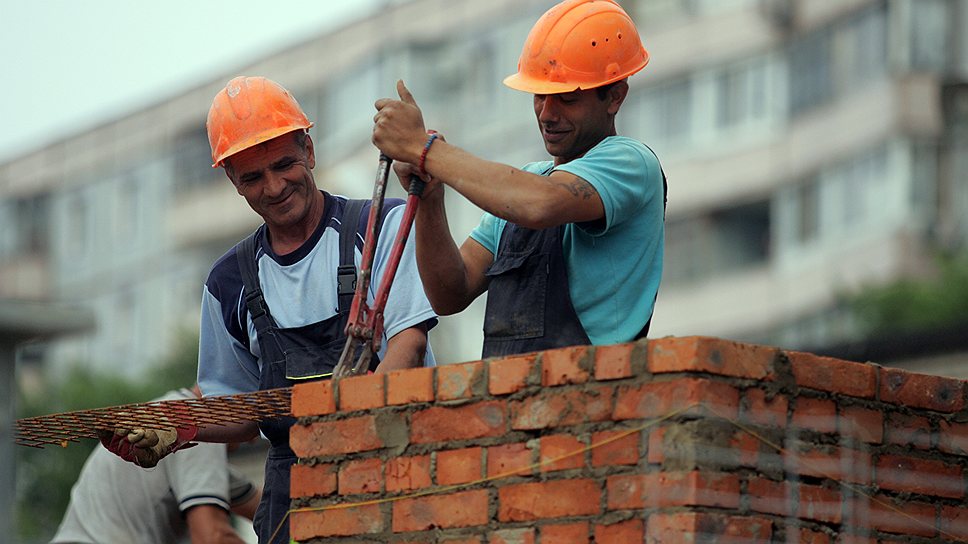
[372,0,666,357]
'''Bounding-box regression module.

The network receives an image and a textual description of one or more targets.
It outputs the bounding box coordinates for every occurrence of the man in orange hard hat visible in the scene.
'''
[100,76,437,544]
[373,0,666,357]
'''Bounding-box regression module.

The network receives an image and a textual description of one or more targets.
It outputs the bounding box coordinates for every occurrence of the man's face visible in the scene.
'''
[224,132,317,232]
[533,86,621,165]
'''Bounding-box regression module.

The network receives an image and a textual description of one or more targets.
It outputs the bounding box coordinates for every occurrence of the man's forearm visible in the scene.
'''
[414,189,484,315]
[376,324,428,373]
[423,141,604,229]
[196,420,260,444]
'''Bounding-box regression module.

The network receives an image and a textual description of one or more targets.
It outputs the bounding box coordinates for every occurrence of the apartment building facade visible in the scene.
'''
[0,0,964,376]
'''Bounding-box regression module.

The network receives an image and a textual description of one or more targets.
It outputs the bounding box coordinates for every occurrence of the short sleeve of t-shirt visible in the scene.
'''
[555,137,659,235]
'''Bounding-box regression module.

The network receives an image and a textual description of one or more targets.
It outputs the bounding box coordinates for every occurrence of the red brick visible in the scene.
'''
[510,386,614,430]
[437,447,483,485]
[541,522,589,542]
[539,433,585,472]
[792,397,838,434]
[498,479,601,521]
[885,412,932,450]
[939,419,968,456]
[291,504,384,539]
[839,405,883,444]
[338,457,383,495]
[797,527,832,544]
[291,415,383,457]
[338,372,385,411]
[742,388,788,428]
[440,538,483,544]
[292,380,335,417]
[290,463,337,498]
[487,442,534,478]
[880,367,965,413]
[785,444,872,485]
[393,489,490,532]
[387,366,434,405]
[438,361,485,401]
[748,477,794,517]
[646,426,667,464]
[614,377,741,421]
[594,343,635,381]
[645,512,772,543]
[489,528,535,544]
[592,429,640,467]
[541,345,590,386]
[411,401,506,443]
[386,454,432,492]
[595,519,644,543]
[799,484,842,524]
[489,353,537,395]
[788,351,877,398]
[876,454,964,498]
[607,470,740,510]
[729,429,760,468]
[940,504,968,540]
[648,336,777,380]
[850,495,937,538]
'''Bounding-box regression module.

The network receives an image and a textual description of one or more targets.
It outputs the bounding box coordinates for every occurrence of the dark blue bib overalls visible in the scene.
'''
[482,159,666,358]
[235,198,381,544]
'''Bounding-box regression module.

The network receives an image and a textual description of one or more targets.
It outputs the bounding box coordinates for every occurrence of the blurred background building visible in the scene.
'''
[1,0,966,381]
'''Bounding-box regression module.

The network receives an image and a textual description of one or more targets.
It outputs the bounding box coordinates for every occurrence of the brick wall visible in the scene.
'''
[288,336,968,543]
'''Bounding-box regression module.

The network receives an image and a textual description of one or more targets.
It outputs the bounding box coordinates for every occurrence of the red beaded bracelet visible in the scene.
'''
[418,130,439,176]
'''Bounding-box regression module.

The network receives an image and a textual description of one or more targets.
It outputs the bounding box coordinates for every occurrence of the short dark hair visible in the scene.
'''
[292,129,308,150]
[596,81,619,100]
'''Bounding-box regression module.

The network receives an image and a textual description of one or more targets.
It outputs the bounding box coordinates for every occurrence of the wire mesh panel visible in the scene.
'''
[15,387,292,448]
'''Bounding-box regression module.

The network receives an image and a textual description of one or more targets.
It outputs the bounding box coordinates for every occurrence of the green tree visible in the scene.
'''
[849,252,968,335]
[15,329,200,542]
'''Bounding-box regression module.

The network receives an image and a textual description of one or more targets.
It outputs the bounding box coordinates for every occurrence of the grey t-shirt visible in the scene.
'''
[51,388,253,544]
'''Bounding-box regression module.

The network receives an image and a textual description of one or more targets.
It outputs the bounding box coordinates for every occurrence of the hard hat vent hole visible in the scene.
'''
[618,33,623,40]
[591,40,597,47]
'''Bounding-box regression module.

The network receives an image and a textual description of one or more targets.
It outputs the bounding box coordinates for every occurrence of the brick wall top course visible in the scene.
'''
[288,336,968,543]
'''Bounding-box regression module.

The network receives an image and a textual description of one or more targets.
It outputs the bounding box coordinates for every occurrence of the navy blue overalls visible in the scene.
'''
[482,159,667,358]
[235,198,385,543]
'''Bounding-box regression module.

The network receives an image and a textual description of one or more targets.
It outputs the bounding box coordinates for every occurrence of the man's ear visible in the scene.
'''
[607,80,629,115]
[223,163,247,195]
[305,135,316,170]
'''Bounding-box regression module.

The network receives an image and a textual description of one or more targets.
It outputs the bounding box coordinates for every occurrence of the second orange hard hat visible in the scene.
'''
[504,0,649,95]
[207,76,314,168]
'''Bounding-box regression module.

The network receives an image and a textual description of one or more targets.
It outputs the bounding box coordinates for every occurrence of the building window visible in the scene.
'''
[68,193,89,257]
[789,29,833,115]
[910,0,947,70]
[796,179,820,244]
[715,57,769,129]
[319,61,380,161]
[837,4,888,91]
[173,126,215,189]
[12,193,51,255]
[630,77,692,146]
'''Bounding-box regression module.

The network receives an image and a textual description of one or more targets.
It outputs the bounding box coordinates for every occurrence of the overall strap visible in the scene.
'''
[236,228,277,334]
[337,199,367,314]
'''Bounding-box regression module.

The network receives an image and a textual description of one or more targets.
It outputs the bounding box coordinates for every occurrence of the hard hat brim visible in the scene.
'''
[212,124,313,168]
[502,73,582,95]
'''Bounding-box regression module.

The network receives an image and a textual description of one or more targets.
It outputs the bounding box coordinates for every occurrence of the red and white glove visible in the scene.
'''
[98,409,198,468]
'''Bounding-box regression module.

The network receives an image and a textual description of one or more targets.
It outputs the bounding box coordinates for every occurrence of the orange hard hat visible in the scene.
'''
[207,76,314,168]
[503,0,649,94]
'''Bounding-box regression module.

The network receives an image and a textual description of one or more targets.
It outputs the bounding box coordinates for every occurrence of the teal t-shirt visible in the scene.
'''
[469,136,665,345]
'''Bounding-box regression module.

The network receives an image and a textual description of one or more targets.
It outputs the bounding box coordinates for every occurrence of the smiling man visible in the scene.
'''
[372,0,666,357]
[99,76,436,544]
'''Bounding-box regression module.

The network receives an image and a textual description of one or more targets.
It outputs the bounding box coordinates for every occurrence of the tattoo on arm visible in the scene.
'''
[547,177,597,199]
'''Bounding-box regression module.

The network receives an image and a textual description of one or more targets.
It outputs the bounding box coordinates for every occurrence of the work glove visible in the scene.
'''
[98,408,198,468]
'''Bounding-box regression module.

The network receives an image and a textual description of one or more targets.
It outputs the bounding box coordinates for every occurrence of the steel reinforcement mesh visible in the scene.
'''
[15,387,292,448]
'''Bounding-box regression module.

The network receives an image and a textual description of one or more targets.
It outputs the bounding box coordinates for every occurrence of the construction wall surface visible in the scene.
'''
[288,336,968,543]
